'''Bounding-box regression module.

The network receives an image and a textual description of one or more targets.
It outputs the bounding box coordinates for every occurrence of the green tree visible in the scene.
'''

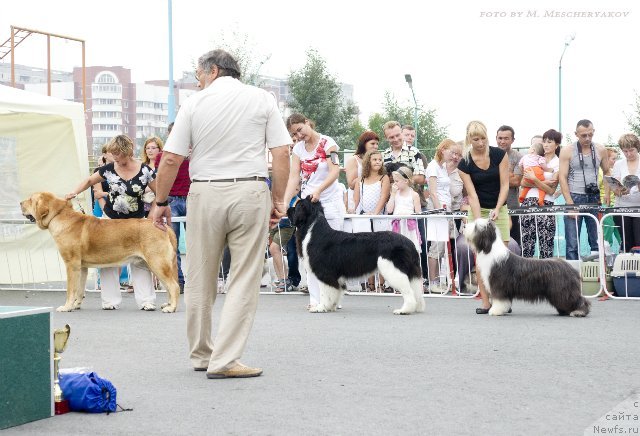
[343,117,366,150]
[626,91,640,137]
[367,92,448,159]
[288,49,360,150]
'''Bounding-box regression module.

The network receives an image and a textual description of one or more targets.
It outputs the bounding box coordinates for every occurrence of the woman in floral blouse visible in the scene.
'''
[66,134,159,311]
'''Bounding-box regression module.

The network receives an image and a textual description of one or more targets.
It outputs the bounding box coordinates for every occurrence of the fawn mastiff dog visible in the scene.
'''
[20,192,180,313]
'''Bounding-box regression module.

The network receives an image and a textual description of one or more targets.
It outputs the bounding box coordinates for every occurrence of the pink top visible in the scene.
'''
[519,153,546,169]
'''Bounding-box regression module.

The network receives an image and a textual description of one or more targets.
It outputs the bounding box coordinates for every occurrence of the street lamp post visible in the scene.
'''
[558,33,575,133]
[167,0,176,123]
[405,74,418,145]
[251,54,271,86]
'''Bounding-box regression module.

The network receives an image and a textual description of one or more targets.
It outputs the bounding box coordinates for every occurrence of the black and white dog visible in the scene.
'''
[464,218,590,317]
[288,197,425,315]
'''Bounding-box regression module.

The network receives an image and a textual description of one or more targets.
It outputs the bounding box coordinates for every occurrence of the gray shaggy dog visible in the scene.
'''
[464,218,590,317]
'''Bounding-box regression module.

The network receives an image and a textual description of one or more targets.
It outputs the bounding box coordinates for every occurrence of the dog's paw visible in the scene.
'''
[393,308,413,315]
[569,310,587,317]
[161,303,177,313]
[71,301,83,310]
[140,303,156,311]
[56,305,74,312]
[309,305,328,313]
[488,307,505,316]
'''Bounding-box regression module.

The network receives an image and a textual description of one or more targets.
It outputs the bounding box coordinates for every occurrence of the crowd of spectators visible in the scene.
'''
[269,118,640,305]
[89,118,640,303]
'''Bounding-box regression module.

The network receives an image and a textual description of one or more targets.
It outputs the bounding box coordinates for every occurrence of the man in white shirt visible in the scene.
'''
[151,49,291,379]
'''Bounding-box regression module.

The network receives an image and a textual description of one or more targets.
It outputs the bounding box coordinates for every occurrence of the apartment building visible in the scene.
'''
[2,63,196,154]
[2,63,353,155]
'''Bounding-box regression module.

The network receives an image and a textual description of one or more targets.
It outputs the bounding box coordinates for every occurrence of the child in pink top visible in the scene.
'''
[518,142,550,206]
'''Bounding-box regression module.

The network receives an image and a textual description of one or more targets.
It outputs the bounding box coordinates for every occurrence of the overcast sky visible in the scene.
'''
[2,0,638,147]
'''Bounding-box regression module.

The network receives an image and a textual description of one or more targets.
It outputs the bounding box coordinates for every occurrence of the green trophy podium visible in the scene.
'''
[0,306,54,429]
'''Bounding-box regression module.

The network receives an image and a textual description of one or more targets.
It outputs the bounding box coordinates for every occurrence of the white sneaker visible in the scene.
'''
[429,283,448,294]
[141,303,156,311]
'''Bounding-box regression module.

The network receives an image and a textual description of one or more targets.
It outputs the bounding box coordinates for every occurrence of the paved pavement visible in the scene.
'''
[1,290,639,436]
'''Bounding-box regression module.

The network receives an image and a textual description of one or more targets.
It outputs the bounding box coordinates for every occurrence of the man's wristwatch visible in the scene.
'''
[156,199,169,207]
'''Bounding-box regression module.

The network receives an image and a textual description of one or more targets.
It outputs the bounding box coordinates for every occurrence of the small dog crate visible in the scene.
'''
[611,253,640,297]
[580,261,601,296]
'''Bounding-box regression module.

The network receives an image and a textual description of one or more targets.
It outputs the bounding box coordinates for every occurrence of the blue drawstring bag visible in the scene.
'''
[59,371,117,413]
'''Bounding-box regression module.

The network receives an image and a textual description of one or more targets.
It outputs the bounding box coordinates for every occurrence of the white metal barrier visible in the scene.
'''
[3,209,639,301]
[509,206,604,298]
[0,218,70,290]
[599,211,640,299]
[340,211,477,299]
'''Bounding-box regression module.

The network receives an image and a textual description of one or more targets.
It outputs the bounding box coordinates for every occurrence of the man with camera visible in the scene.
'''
[559,119,611,260]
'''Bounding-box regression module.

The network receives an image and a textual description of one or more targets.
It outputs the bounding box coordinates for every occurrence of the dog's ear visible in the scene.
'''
[291,197,315,227]
[310,199,324,216]
[286,197,300,224]
[287,206,296,224]
[288,200,304,227]
[33,194,50,229]
[487,219,502,242]
[475,219,497,254]
[35,192,65,229]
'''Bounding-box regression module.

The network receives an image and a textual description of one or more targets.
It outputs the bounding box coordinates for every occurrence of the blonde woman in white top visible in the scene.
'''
[425,139,456,292]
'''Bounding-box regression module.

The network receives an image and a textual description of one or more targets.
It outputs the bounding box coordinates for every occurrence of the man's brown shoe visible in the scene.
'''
[206,363,263,379]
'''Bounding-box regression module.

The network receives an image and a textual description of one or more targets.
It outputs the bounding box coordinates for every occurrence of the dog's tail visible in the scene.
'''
[570,297,591,317]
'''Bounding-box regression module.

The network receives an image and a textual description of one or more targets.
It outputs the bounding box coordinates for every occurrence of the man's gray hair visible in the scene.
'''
[198,49,241,79]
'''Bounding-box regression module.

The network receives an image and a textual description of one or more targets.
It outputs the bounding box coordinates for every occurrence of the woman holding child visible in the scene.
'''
[519,129,561,258]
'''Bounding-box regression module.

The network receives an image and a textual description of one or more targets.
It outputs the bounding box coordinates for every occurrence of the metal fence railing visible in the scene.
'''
[2,208,639,301]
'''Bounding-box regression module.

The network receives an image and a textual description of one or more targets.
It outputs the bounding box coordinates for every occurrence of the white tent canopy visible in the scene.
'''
[0,84,89,285]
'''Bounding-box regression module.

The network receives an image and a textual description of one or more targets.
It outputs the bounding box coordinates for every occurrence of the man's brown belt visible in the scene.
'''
[192,177,267,183]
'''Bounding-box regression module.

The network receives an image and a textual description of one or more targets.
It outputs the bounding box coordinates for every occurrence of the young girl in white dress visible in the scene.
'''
[350,150,391,291]
[386,166,422,252]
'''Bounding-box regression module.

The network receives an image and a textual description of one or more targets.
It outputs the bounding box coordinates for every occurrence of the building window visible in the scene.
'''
[96,72,118,84]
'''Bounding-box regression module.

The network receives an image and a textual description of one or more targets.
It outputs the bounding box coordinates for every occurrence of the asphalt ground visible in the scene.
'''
[1,289,639,436]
